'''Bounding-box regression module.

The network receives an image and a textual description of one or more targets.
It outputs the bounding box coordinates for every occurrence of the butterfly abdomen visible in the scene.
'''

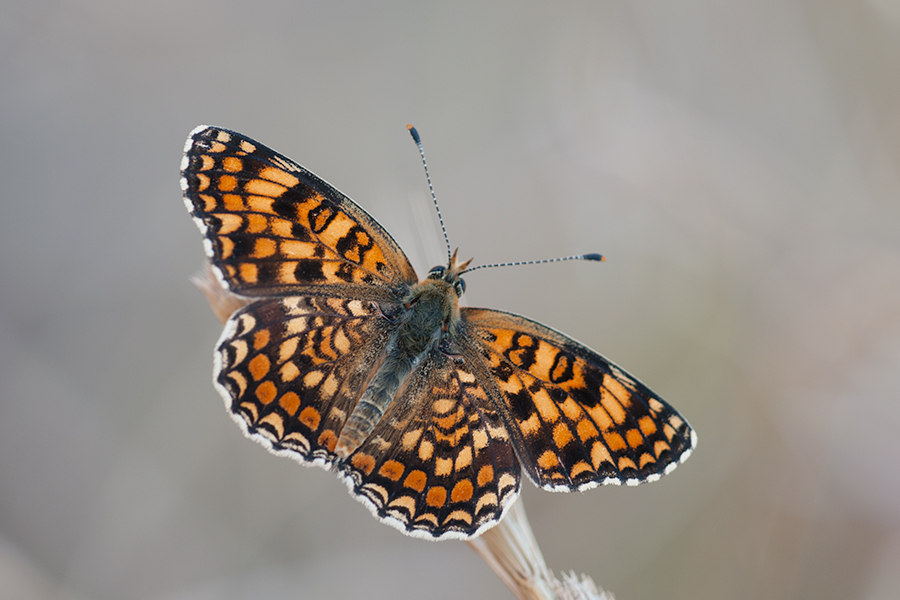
[335,281,457,457]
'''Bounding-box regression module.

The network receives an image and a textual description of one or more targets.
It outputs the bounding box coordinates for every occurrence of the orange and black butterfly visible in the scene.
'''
[181,125,696,540]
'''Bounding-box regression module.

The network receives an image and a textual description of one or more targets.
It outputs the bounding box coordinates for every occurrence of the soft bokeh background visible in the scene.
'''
[2,1,899,599]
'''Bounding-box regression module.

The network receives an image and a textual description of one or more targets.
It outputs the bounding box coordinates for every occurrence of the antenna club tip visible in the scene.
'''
[583,253,605,262]
[407,125,421,143]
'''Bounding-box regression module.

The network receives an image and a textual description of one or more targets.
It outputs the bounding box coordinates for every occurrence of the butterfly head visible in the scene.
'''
[426,249,472,297]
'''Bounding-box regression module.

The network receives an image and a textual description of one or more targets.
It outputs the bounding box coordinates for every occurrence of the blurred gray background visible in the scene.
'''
[2,1,899,599]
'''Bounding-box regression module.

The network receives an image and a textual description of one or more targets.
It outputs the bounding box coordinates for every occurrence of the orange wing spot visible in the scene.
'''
[518,413,541,437]
[214,131,231,142]
[218,174,238,192]
[603,374,633,408]
[451,480,474,503]
[472,429,489,450]
[301,370,324,389]
[222,156,243,172]
[220,237,235,259]
[638,416,658,436]
[518,335,533,347]
[663,423,677,442]
[244,213,268,233]
[199,154,215,171]
[654,440,671,456]
[426,486,447,508]
[318,429,337,452]
[318,212,355,248]
[669,415,685,430]
[278,392,300,415]
[626,428,644,449]
[216,213,243,234]
[246,195,274,213]
[477,465,494,487]
[239,140,256,153]
[552,423,574,448]
[245,178,287,198]
[569,461,594,478]
[586,404,614,431]
[199,194,216,211]
[275,337,297,362]
[599,388,627,425]
[532,388,560,422]
[250,238,275,259]
[576,419,599,441]
[454,446,473,471]
[591,441,614,470]
[435,457,453,477]
[378,460,405,482]
[537,450,559,470]
[342,244,360,263]
[196,173,211,191]
[222,193,243,211]
[648,398,665,413]
[433,398,456,414]
[280,240,319,259]
[209,141,227,153]
[638,453,656,469]
[320,372,339,399]
[418,439,434,461]
[401,428,423,450]
[258,166,300,188]
[248,354,271,380]
[279,361,300,382]
[435,409,463,430]
[618,456,637,471]
[403,470,428,492]
[351,453,376,475]
[252,329,271,351]
[560,398,583,420]
[497,372,523,394]
[254,380,277,405]
[298,406,321,430]
[604,432,627,451]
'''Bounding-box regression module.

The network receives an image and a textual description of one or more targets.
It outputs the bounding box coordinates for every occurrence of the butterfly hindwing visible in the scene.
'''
[461,307,696,490]
[182,126,418,300]
[214,295,394,467]
[340,353,521,540]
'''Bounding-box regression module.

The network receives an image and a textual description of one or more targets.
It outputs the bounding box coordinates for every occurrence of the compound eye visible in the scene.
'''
[427,266,446,280]
[454,278,466,296]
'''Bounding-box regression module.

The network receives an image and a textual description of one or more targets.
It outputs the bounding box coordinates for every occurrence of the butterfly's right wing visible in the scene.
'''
[182,126,419,302]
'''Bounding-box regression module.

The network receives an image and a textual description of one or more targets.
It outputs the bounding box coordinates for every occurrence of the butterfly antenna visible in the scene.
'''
[408,125,452,264]
[460,253,605,275]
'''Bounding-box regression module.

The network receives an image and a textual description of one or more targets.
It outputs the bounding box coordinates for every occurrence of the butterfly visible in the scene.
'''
[181,125,696,541]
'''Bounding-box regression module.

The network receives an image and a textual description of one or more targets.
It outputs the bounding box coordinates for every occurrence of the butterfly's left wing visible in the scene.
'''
[460,308,696,491]
[338,353,521,540]
[182,126,419,302]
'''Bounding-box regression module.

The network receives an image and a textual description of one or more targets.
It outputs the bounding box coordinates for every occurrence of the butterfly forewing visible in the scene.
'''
[461,308,696,490]
[182,126,418,301]
[341,353,521,540]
